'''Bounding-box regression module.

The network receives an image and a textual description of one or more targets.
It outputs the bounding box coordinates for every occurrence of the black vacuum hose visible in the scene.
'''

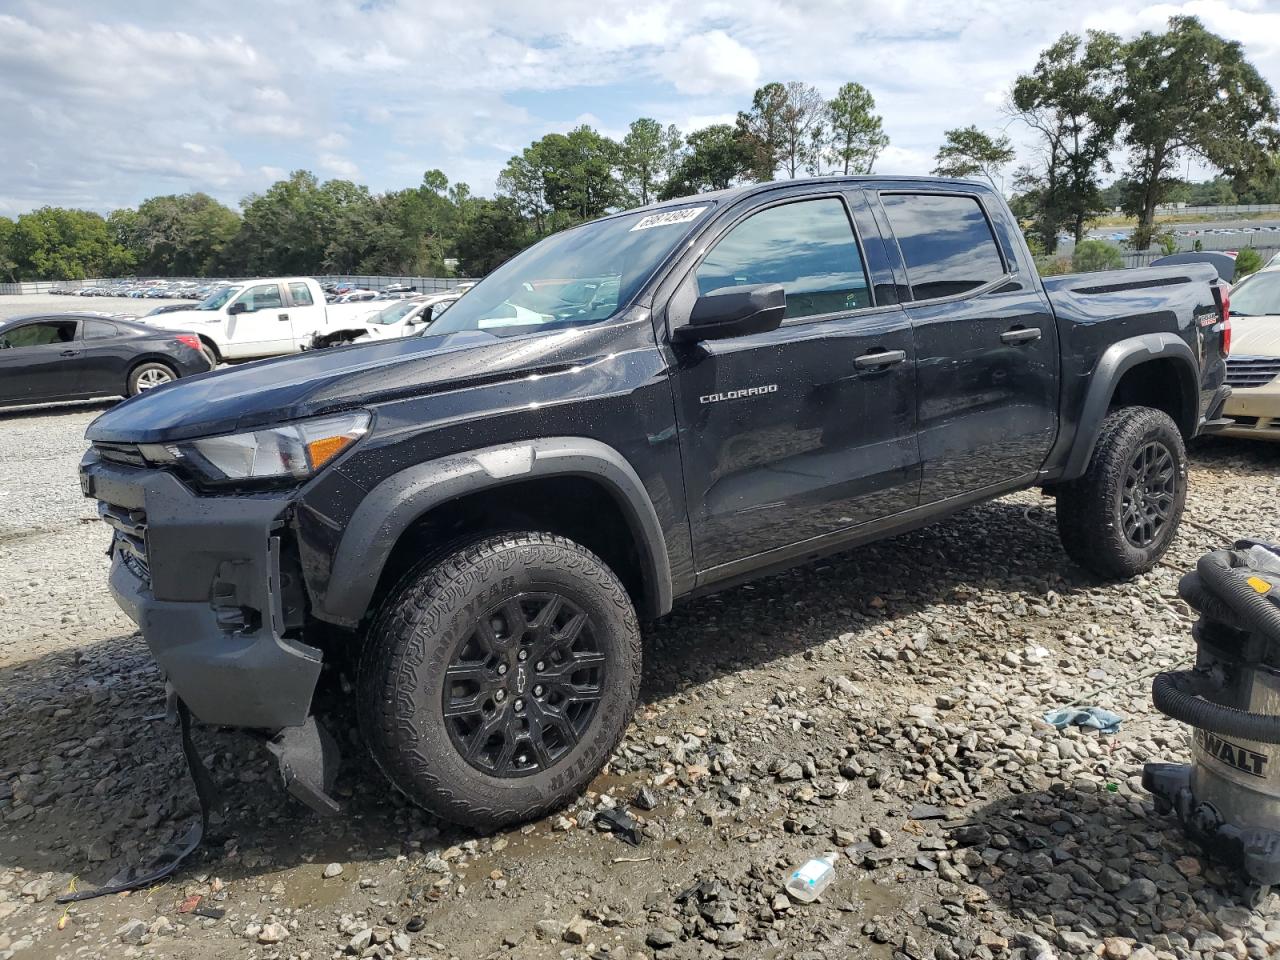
[1194,550,1280,642]
[1152,669,1280,744]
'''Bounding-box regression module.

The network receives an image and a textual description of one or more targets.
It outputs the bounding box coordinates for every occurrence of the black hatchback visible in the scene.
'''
[0,313,213,408]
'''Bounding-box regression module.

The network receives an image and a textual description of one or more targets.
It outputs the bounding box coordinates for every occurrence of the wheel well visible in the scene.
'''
[1106,358,1196,437]
[372,476,651,620]
[197,336,222,362]
[125,354,179,384]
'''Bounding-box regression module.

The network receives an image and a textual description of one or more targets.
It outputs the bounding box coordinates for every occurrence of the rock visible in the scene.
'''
[115,919,148,945]
[634,786,658,810]
[85,838,112,862]
[19,878,51,902]
[392,932,411,953]
[536,919,568,941]
[1102,937,1132,960]
[870,826,892,848]
[776,761,804,782]
[323,862,344,879]
[258,922,289,944]
[647,928,677,949]
[348,928,374,952]
[1058,931,1092,954]
[1118,878,1158,903]
[564,917,591,944]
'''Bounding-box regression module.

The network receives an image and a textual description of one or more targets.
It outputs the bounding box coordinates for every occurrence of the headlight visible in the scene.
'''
[144,411,370,483]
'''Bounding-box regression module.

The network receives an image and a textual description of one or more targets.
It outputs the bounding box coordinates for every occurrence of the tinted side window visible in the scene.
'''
[288,282,314,307]
[82,320,119,340]
[2,321,78,348]
[696,198,870,320]
[880,193,1005,300]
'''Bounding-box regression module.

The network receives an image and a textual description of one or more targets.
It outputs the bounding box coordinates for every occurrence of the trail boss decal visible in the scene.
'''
[1197,728,1268,778]
[699,384,779,405]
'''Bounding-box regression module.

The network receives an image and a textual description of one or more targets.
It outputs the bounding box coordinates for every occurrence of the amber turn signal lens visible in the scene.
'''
[306,434,356,469]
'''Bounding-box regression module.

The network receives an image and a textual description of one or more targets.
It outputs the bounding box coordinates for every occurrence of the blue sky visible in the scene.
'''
[1,0,1278,216]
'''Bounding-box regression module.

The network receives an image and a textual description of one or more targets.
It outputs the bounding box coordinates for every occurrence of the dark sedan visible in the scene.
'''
[0,313,212,408]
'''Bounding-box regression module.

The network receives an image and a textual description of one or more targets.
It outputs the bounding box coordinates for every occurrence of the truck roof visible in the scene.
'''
[621,174,997,219]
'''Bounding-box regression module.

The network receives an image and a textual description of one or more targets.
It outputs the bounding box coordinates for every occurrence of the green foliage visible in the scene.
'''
[116,193,240,276]
[735,82,789,181]
[1117,16,1279,249]
[1234,247,1263,278]
[454,197,530,276]
[1071,239,1124,272]
[619,119,683,206]
[1035,254,1075,276]
[1010,31,1122,251]
[663,125,753,198]
[931,126,1015,186]
[4,207,133,280]
[1154,232,1178,255]
[825,82,889,175]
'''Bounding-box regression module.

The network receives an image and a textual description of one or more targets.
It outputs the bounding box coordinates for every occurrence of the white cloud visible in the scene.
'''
[319,154,360,179]
[661,30,761,95]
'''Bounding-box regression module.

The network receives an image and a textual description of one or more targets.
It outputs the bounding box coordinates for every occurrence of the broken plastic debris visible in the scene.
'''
[1043,706,1123,734]
[594,807,643,845]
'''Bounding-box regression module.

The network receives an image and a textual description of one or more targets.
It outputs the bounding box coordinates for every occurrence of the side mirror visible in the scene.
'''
[673,283,786,343]
[228,301,247,315]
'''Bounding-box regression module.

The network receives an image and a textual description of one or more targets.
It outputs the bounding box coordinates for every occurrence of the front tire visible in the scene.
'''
[357,532,641,830]
[1056,405,1187,579]
[127,361,177,396]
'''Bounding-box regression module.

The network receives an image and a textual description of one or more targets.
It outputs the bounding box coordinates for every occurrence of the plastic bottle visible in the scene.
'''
[785,852,838,903]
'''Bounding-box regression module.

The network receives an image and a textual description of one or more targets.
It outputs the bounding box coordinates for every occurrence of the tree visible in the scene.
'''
[0,216,18,282]
[1009,31,1122,252]
[932,126,1016,188]
[736,82,788,180]
[619,118,682,206]
[5,207,133,280]
[498,127,623,235]
[1117,16,1279,249]
[115,193,240,276]
[662,124,754,198]
[824,82,889,175]
[455,197,530,275]
[1071,239,1124,272]
[236,171,378,276]
[1234,247,1263,278]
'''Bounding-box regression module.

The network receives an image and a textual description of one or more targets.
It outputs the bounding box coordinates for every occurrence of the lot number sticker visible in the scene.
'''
[630,207,708,231]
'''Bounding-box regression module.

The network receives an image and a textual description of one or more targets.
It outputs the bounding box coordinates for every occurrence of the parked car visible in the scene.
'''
[136,278,378,363]
[309,292,460,348]
[81,175,1229,828]
[1217,264,1280,441]
[0,314,211,407]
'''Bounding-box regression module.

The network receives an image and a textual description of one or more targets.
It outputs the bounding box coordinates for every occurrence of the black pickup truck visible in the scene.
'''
[80,176,1232,828]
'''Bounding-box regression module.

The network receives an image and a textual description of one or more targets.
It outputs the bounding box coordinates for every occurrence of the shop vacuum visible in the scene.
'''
[1144,540,1280,905]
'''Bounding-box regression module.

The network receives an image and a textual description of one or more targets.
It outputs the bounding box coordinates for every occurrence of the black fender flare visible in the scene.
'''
[319,437,674,625]
[1059,332,1198,481]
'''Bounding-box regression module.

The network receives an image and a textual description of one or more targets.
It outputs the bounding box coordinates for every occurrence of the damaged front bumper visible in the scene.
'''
[81,449,322,730]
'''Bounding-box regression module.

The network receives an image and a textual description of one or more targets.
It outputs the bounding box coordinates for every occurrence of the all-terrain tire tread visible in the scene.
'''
[357,532,641,830]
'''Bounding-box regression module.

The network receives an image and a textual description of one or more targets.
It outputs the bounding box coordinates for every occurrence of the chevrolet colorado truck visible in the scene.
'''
[80,176,1232,828]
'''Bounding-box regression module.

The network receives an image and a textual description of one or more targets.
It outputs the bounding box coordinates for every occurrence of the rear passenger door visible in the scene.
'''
[284,280,325,347]
[876,191,1058,502]
[667,192,920,574]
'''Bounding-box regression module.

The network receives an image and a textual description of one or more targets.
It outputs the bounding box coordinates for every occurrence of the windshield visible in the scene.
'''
[368,300,423,325]
[1230,271,1280,317]
[427,204,711,338]
[198,287,240,311]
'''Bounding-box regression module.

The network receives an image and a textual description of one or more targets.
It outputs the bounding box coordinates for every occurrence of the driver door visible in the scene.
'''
[224,282,292,358]
[0,319,85,403]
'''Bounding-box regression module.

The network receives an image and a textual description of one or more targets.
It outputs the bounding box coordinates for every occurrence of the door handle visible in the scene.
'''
[855,349,907,369]
[60,349,79,357]
[278,313,290,321]
[1000,327,1042,345]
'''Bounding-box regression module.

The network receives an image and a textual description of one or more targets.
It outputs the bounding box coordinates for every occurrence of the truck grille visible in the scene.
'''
[99,501,149,581]
[1224,356,1280,389]
[94,441,147,468]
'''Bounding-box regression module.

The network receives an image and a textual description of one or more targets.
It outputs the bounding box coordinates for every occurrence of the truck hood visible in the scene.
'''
[1230,315,1280,357]
[85,327,572,444]
[140,309,221,329]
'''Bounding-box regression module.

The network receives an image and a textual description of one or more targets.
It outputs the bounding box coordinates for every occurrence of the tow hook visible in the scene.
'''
[266,716,343,817]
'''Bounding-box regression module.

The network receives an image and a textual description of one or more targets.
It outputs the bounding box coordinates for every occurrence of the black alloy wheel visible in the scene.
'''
[443,592,605,777]
[1120,440,1177,548]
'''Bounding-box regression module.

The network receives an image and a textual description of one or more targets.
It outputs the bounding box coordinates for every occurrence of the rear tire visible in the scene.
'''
[127,361,178,396]
[357,532,641,830]
[1055,405,1187,579]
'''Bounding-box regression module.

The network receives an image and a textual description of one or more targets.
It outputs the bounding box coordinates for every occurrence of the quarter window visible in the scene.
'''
[880,193,1006,300]
[288,282,314,307]
[695,199,871,320]
[82,320,119,340]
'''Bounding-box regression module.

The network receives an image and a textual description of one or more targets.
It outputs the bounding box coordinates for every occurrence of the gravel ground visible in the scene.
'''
[1,392,1279,960]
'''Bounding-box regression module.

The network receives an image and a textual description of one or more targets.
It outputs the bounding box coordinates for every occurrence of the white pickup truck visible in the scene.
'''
[138,277,380,363]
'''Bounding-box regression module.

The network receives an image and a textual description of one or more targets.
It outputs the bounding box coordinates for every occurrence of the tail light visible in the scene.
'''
[1221,286,1231,356]
[174,334,202,352]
